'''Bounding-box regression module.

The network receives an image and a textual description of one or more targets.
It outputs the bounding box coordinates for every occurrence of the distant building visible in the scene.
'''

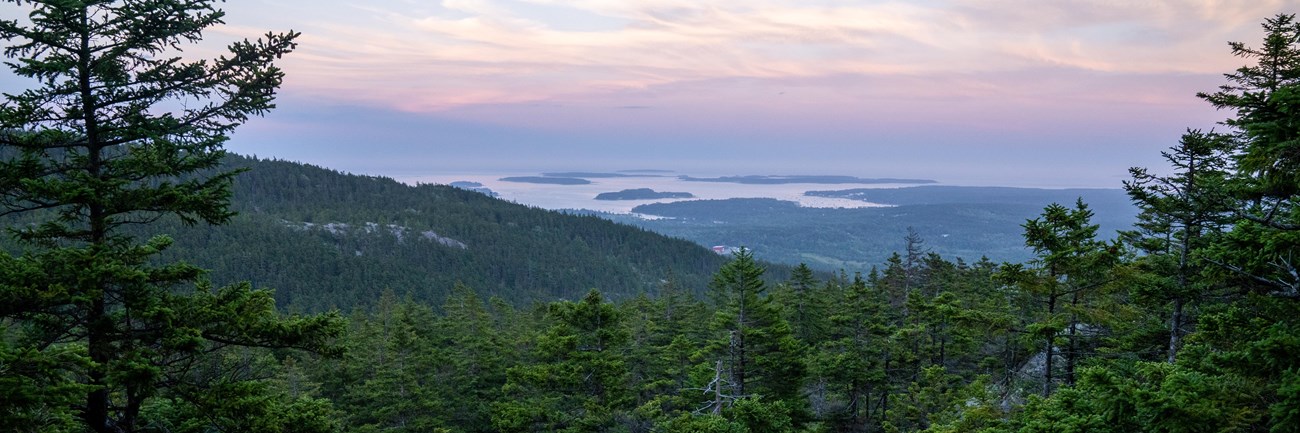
[711,245,743,255]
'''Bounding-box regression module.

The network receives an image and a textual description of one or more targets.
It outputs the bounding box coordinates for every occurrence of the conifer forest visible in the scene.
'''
[2,2,1300,432]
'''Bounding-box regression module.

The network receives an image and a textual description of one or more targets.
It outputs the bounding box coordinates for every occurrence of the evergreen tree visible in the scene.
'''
[436,284,513,432]
[624,277,713,431]
[973,15,1300,433]
[1199,13,1300,205]
[494,290,632,433]
[1197,13,1300,296]
[1124,129,1234,363]
[0,2,342,431]
[1016,200,1118,395]
[704,249,805,408]
[332,291,442,432]
[810,272,892,431]
[772,263,828,346]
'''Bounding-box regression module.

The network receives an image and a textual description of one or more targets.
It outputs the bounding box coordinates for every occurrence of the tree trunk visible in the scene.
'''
[1043,290,1056,397]
[1066,291,1079,386]
[1168,296,1184,364]
[78,5,115,429]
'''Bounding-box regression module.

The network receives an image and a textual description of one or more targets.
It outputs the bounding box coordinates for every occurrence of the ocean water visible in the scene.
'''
[398,172,902,215]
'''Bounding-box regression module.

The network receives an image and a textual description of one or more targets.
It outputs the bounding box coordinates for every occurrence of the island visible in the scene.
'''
[499,176,592,185]
[595,188,696,200]
[542,172,666,178]
[678,175,937,185]
[447,181,497,197]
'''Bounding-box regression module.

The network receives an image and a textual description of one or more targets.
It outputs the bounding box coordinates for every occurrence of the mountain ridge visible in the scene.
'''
[124,155,757,311]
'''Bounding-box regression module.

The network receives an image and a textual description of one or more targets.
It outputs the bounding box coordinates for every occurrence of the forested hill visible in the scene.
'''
[143,154,743,311]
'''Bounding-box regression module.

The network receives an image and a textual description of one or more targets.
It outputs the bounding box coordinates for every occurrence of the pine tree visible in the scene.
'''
[704,249,805,412]
[437,284,513,432]
[772,263,828,346]
[1017,200,1118,395]
[0,2,342,431]
[338,291,443,432]
[1124,130,1234,363]
[494,290,632,433]
[1198,13,1300,204]
[811,272,892,431]
[623,278,712,430]
[1197,13,1300,295]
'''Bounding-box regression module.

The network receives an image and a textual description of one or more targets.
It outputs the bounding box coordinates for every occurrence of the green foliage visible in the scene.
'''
[0,338,88,433]
[728,397,797,433]
[323,292,444,432]
[3,6,1300,433]
[705,249,806,407]
[622,278,714,430]
[1009,200,1120,395]
[1199,14,1300,201]
[617,189,1137,270]
[651,398,805,433]
[806,272,891,425]
[772,263,831,347]
[0,1,343,431]
[120,154,734,311]
[655,413,748,433]
[493,290,632,433]
[139,349,343,433]
[1124,129,1235,363]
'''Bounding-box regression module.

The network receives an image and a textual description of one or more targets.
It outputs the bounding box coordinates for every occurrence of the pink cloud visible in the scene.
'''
[209,0,1283,127]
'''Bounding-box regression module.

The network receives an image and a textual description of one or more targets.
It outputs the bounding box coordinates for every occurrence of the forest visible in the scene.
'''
[0,152,748,311]
[1,2,1299,433]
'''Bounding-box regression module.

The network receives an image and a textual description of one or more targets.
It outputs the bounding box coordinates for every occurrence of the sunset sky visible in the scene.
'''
[8,1,1296,187]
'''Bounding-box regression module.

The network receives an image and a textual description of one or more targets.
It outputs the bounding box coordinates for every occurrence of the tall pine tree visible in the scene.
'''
[0,2,342,431]
[703,249,805,412]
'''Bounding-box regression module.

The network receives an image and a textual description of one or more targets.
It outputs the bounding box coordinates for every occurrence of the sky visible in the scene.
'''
[7,1,1298,187]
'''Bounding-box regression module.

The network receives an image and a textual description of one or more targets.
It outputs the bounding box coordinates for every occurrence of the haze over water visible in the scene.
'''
[404,171,938,214]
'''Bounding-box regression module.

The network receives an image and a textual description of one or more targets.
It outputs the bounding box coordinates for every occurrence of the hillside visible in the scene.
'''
[123,155,746,311]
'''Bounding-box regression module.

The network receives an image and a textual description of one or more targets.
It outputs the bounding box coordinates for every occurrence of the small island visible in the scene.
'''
[449,181,483,187]
[499,176,592,185]
[595,188,695,200]
[448,181,497,197]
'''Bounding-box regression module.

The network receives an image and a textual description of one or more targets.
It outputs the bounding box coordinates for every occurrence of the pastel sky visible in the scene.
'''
[9,1,1298,187]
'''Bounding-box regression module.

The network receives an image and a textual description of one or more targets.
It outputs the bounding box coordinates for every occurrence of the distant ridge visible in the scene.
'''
[542,172,667,178]
[613,186,1136,269]
[679,175,937,185]
[500,176,591,185]
[806,185,1124,205]
[18,155,764,312]
[618,169,675,174]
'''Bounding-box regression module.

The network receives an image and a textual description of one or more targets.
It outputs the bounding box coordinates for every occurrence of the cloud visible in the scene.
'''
[210,0,1281,114]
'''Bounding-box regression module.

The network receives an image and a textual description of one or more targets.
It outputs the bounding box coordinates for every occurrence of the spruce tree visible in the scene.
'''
[1197,13,1300,295]
[494,290,632,433]
[1016,200,1118,395]
[811,272,892,430]
[0,2,341,431]
[1199,13,1300,204]
[774,263,826,344]
[1124,130,1234,363]
[704,249,805,411]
